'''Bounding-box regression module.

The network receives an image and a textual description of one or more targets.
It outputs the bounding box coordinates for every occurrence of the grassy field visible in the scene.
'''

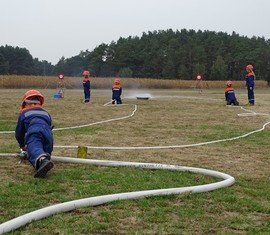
[0,87,270,234]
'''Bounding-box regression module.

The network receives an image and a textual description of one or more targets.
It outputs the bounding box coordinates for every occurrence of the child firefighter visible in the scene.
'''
[225,80,239,106]
[112,78,122,104]
[15,90,54,178]
[245,64,255,105]
[82,70,91,103]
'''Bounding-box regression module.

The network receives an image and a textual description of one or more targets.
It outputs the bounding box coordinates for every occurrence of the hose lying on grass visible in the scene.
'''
[0,97,269,233]
[0,155,235,234]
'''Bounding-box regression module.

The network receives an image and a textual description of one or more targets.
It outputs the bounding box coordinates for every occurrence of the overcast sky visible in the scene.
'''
[1,0,270,65]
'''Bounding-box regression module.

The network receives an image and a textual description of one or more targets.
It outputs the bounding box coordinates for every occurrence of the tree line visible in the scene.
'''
[1,29,270,83]
[0,45,54,76]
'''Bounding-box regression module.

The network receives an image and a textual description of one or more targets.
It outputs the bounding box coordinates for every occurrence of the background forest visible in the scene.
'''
[1,29,270,83]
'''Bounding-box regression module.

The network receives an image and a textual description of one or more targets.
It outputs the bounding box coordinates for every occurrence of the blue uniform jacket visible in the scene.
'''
[112,84,122,99]
[15,107,52,148]
[225,87,236,102]
[83,79,90,89]
[246,72,255,87]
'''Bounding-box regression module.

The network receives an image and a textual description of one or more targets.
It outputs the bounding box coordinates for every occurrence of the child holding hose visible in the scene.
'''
[15,90,54,178]
[112,78,122,104]
[225,81,239,106]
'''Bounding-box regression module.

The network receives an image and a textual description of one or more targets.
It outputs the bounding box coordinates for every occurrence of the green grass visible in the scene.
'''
[2,168,268,234]
[197,124,248,141]
[53,126,101,136]
[0,142,18,153]
[0,164,218,233]
[0,88,270,234]
[0,120,17,131]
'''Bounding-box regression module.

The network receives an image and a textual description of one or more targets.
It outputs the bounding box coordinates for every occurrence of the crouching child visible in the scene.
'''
[15,90,54,178]
[225,81,239,106]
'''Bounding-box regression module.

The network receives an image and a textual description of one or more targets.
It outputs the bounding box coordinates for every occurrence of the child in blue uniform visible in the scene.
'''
[112,78,122,104]
[15,90,54,178]
[225,81,239,105]
[82,70,91,103]
[245,64,255,105]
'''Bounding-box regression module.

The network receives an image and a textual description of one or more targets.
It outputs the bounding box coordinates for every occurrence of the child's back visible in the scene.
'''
[225,81,239,106]
[112,78,122,104]
[15,90,54,178]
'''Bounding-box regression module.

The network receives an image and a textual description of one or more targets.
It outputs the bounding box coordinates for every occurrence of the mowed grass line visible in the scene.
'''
[0,88,270,233]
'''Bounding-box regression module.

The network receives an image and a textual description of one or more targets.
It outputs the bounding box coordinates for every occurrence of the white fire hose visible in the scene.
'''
[54,104,270,150]
[0,155,235,234]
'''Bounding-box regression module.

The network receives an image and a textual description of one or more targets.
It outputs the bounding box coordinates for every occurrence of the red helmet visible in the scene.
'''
[246,64,253,71]
[226,80,232,87]
[22,90,44,109]
[82,70,90,76]
[114,78,121,84]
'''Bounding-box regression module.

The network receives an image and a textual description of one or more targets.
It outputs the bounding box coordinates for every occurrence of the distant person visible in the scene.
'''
[245,64,255,105]
[195,74,203,92]
[57,73,65,98]
[15,90,54,178]
[112,78,122,104]
[82,70,91,103]
[225,80,239,106]
[58,73,65,80]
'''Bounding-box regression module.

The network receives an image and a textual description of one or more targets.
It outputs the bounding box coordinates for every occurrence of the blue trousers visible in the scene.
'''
[84,87,90,103]
[112,95,122,104]
[112,97,122,104]
[227,99,239,106]
[25,124,53,168]
[247,86,255,104]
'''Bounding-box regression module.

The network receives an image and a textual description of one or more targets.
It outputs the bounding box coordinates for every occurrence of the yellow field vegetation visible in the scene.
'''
[0,75,268,89]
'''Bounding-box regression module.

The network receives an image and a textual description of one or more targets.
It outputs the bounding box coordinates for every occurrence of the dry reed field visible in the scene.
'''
[0,75,268,89]
[0,86,270,234]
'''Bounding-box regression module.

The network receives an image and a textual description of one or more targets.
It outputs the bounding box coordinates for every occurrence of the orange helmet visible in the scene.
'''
[246,64,253,71]
[21,90,44,109]
[114,78,121,84]
[226,80,232,87]
[82,70,90,76]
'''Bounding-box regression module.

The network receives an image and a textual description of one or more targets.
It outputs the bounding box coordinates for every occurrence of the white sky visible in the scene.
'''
[1,0,269,65]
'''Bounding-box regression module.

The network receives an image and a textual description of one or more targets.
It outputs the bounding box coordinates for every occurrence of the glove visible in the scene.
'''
[19,148,28,160]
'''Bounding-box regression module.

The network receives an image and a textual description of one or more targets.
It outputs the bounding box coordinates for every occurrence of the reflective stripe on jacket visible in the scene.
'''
[225,87,236,101]
[15,107,52,148]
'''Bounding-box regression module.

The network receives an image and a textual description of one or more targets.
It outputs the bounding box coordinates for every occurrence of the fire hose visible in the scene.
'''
[0,155,235,234]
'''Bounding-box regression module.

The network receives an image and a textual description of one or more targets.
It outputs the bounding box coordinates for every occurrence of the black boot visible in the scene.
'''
[34,157,54,178]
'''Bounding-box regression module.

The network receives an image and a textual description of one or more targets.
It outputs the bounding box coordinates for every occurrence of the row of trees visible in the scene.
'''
[1,29,270,83]
[0,45,54,75]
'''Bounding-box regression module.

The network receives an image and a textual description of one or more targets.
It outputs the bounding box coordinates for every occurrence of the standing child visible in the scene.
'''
[82,70,91,103]
[245,64,255,105]
[225,80,239,105]
[15,90,54,178]
[112,78,122,104]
